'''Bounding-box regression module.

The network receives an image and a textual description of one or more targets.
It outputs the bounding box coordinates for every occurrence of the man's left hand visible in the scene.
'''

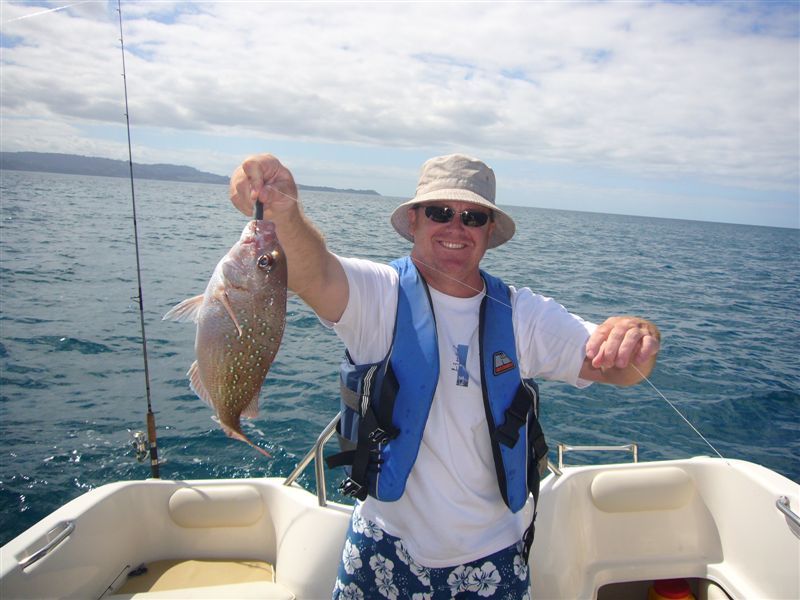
[581,316,661,385]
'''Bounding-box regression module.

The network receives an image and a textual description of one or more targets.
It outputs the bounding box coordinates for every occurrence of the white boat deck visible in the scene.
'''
[1,457,798,599]
[111,559,284,598]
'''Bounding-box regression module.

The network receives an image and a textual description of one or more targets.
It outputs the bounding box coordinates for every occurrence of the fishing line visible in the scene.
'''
[414,250,730,464]
[260,183,727,464]
[117,0,159,478]
[632,366,728,462]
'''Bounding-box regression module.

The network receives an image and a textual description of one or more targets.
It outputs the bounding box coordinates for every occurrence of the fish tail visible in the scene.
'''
[222,423,272,458]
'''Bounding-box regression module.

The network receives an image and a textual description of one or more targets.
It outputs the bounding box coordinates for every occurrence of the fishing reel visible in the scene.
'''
[129,430,148,463]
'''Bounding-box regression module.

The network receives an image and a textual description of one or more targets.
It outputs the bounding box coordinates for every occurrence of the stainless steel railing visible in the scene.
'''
[776,495,800,530]
[549,442,639,476]
[18,520,75,569]
[282,413,643,504]
[283,417,800,542]
[283,411,342,507]
[282,413,645,505]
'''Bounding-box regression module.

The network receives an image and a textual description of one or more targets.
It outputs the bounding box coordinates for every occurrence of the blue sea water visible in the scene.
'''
[1,169,798,547]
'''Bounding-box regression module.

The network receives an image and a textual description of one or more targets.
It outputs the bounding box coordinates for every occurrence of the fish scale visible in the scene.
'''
[164,220,287,457]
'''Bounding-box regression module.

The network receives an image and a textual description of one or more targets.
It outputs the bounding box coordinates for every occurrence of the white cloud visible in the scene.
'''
[1,1,798,205]
[1,117,126,159]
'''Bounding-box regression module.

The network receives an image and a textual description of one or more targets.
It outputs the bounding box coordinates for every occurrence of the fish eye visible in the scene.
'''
[257,253,274,271]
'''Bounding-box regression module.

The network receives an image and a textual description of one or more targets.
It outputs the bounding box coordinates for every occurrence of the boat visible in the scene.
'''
[1,412,798,600]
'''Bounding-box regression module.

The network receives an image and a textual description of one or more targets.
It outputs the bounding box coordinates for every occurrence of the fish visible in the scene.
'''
[163,219,287,458]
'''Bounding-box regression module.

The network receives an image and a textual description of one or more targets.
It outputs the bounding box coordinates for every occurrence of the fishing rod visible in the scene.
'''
[117,0,159,478]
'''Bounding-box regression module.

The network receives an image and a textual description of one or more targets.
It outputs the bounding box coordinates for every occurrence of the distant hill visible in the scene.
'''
[0,151,228,184]
[0,152,381,196]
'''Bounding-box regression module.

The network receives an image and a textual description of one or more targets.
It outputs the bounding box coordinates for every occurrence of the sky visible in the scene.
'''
[1,1,798,228]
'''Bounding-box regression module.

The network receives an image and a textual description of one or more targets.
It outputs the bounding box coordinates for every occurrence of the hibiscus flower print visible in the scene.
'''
[362,518,384,541]
[352,511,367,534]
[369,553,394,579]
[513,552,528,581]
[447,564,474,595]
[393,539,431,586]
[394,540,412,565]
[334,580,364,600]
[375,570,399,600]
[466,561,502,597]
[410,560,431,587]
[342,538,362,575]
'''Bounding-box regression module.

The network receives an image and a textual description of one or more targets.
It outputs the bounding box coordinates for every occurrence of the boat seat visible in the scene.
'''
[111,581,294,599]
[110,559,295,600]
[590,466,695,512]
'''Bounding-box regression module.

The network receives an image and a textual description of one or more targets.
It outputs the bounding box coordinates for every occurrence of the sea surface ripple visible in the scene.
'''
[1,170,798,546]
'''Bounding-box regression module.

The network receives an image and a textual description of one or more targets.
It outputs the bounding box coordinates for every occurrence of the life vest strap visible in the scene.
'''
[494,383,537,448]
[326,361,400,499]
[522,517,536,563]
[325,450,356,469]
[523,380,547,562]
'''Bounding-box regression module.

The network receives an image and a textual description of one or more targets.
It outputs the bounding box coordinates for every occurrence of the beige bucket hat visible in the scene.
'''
[390,154,516,249]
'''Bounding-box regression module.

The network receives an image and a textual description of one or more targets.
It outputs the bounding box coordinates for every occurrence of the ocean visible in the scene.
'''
[1,169,798,547]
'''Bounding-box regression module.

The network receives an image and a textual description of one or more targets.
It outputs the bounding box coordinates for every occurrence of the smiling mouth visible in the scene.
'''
[439,240,467,250]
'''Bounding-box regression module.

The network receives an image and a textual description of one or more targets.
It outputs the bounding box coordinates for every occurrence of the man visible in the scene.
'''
[230,153,660,599]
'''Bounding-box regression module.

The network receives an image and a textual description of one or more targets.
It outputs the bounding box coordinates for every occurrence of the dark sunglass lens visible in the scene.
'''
[425,206,454,223]
[423,205,489,227]
[461,211,489,227]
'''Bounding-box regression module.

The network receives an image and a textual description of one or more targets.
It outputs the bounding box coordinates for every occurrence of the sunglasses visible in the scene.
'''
[422,205,492,228]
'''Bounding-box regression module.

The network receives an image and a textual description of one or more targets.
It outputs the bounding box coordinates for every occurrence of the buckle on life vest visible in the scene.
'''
[494,404,528,448]
[339,477,364,498]
[494,426,519,448]
[368,426,397,445]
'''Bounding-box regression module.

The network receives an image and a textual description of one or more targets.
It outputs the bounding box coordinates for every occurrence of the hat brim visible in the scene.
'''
[390,191,515,249]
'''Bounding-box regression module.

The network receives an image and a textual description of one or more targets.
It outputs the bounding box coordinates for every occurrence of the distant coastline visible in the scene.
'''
[0,151,381,196]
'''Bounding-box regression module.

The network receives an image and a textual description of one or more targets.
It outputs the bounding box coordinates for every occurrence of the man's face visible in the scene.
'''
[408,201,495,297]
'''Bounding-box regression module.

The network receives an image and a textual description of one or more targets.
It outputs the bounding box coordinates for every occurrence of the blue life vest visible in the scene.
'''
[328,256,547,518]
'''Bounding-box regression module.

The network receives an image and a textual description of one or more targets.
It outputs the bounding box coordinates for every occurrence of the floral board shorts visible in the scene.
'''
[332,510,531,600]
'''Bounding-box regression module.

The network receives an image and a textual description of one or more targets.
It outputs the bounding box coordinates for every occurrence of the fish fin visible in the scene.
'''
[214,289,243,337]
[241,391,260,419]
[163,295,204,323]
[220,423,272,458]
[187,361,214,410]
